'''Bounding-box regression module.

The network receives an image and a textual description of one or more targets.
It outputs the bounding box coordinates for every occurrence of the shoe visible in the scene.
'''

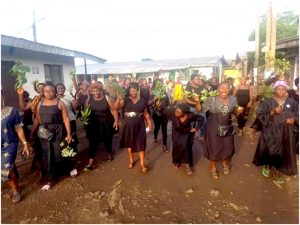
[211,168,219,179]
[262,166,270,178]
[12,191,22,203]
[223,164,230,175]
[83,164,95,172]
[162,146,169,152]
[70,169,78,177]
[41,183,52,191]
[154,139,158,144]
[174,163,180,169]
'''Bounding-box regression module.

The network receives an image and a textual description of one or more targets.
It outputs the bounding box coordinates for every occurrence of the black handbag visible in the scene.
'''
[218,125,235,137]
[38,125,54,141]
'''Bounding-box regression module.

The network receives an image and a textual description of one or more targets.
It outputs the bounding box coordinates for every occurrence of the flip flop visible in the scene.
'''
[41,183,52,191]
[211,168,219,179]
[128,162,134,169]
[262,166,270,178]
[141,167,148,173]
[12,191,22,203]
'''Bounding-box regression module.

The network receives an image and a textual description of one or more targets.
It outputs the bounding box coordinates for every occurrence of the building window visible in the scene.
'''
[44,64,64,85]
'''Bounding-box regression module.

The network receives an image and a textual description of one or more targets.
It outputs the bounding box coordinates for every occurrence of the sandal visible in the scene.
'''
[154,139,158,144]
[83,164,95,172]
[186,166,193,176]
[262,166,270,178]
[211,168,219,179]
[12,191,22,203]
[128,162,134,169]
[274,175,284,184]
[141,167,148,173]
[174,163,180,169]
[162,146,169,153]
[3,190,13,199]
[223,165,230,175]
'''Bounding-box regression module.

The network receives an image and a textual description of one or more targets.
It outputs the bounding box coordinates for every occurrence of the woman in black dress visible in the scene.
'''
[233,76,253,136]
[84,82,119,170]
[30,82,72,190]
[118,82,152,173]
[253,81,298,183]
[202,82,238,179]
[168,103,203,175]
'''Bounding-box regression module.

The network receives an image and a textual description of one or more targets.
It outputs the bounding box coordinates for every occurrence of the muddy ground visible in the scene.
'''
[1,123,299,224]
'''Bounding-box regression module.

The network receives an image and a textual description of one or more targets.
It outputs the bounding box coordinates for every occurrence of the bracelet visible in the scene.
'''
[23,141,29,145]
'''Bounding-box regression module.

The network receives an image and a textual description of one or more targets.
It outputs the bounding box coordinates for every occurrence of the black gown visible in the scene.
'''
[202,96,238,161]
[252,97,298,175]
[87,96,115,157]
[119,98,147,152]
[168,108,204,167]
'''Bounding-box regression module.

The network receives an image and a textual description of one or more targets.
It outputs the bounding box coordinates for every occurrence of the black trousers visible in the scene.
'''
[88,137,112,159]
[237,108,249,129]
[153,113,168,146]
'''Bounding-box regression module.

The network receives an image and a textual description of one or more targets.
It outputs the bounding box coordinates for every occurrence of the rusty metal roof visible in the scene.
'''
[1,34,106,63]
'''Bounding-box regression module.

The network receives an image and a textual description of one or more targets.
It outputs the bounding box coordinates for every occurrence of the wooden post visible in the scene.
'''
[265,0,277,71]
[84,58,87,81]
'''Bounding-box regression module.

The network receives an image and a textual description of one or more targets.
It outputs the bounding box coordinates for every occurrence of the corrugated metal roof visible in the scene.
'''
[76,56,225,74]
[1,34,106,63]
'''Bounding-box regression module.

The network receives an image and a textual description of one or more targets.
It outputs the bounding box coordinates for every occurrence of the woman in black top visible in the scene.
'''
[168,103,203,175]
[30,82,71,191]
[140,78,151,113]
[84,82,119,170]
[233,76,253,136]
[149,94,169,152]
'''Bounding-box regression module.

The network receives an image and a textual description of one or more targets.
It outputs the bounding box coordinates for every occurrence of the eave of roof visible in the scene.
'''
[1,34,106,63]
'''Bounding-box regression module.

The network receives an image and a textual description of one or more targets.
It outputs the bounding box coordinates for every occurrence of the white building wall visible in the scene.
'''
[2,53,75,98]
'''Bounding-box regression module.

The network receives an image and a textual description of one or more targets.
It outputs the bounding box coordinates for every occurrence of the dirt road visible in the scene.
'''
[1,125,299,224]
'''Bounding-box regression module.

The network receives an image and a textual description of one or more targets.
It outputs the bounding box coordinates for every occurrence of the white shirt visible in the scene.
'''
[60,95,76,121]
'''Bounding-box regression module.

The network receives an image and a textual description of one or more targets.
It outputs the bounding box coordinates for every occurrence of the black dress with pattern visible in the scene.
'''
[202,96,238,161]
[119,98,147,152]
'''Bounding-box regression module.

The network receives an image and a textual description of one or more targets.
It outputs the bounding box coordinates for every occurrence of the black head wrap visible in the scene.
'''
[177,103,191,114]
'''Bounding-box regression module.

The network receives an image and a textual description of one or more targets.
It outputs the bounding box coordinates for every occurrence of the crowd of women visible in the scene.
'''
[1,72,298,203]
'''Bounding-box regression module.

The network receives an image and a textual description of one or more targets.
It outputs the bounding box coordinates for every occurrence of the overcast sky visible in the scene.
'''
[0,0,298,63]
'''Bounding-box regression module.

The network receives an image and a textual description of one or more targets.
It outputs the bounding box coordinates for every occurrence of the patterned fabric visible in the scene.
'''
[202,96,238,115]
[1,106,22,181]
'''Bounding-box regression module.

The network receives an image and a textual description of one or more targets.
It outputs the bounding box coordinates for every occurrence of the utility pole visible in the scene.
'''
[32,10,37,42]
[265,0,277,72]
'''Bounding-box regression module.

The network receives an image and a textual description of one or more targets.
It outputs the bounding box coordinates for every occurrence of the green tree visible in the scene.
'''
[248,11,299,67]
[248,11,299,42]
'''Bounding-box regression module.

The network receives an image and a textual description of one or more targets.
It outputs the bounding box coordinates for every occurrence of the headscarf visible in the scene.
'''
[273,80,289,89]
